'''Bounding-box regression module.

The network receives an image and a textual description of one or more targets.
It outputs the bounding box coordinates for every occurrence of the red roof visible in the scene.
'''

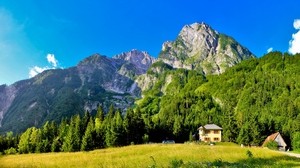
[262,132,280,146]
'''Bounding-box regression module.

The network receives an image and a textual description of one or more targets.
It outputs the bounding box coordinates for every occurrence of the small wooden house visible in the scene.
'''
[262,132,287,151]
[198,124,222,142]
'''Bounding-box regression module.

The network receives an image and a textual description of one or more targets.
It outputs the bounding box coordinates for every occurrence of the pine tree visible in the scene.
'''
[40,121,57,152]
[94,117,105,148]
[81,111,91,136]
[51,137,61,152]
[237,122,251,145]
[96,105,105,121]
[124,108,145,145]
[114,110,124,146]
[18,127,34,154]
[62,115,81,152]
[29,127,42,153]
[81,118,95,151]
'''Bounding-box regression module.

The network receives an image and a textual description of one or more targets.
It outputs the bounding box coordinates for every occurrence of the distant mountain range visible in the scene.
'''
[0,22,255,133]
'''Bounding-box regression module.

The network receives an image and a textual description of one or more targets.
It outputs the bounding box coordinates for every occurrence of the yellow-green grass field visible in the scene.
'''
[0,143,299,168]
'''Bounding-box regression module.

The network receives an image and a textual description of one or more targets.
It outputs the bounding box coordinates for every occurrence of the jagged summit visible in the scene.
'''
[113,49,156,75]
[159,22,255,74]
[78,53,109,65]
[182,22,215,32]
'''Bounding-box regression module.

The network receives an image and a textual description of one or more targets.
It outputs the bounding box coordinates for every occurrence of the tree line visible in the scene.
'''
[0,105,146,154]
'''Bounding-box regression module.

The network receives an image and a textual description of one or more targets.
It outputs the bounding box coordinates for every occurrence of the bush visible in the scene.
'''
[246,150,253,158]
[265,141,278,150]
[169,159,184,168]
[143,134,149,144]
[4,147,17,155]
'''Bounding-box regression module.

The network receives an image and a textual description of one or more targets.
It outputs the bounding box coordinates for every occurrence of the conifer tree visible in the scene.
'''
[94,117,105,148]
[18,127,34,154]
[81,111,91,136]
[62,115,81,152]
[124,108,145,144]
[81,118,95,151]
[96,105,105,121]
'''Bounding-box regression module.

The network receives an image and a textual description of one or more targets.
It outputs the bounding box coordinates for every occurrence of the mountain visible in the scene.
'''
[0,22,255,134]
[136,22,255,92]
[158,22,255,74]
[0,50,155,133]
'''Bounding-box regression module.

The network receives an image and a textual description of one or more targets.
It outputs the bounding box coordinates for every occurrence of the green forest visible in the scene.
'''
[1,52,300,154]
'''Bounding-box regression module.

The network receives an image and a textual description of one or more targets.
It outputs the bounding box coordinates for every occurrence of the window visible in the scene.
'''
[204,137,210,141]
[214,130,219,134]
[205,130,210,134]
[214,138,219,141]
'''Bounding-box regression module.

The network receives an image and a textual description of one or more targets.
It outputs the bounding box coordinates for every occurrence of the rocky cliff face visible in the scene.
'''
[0,85,17,127]
[0,50,155,133]
[114,49,156,77]
[159,22,255,74]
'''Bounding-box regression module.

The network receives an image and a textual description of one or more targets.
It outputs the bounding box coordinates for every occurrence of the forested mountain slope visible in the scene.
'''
[137,52,300,146]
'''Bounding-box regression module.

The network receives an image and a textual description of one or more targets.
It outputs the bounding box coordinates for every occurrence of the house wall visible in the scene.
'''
[199,129,222,142]
[275,134,287,151]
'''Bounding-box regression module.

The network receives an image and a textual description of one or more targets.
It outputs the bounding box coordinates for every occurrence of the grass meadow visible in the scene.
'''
[0,143,299,168]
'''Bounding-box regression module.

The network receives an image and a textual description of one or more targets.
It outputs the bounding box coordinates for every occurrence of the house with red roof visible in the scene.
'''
[262,132,287,151]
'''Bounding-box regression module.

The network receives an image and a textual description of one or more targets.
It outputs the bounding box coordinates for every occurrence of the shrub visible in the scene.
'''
[143,134,149,144]
[4,147,17,155]
[246,150,253,158]
[169,159,184,168]
[265,141,278,150]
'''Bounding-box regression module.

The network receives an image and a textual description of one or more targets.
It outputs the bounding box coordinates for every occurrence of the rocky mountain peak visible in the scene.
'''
[181,22,217,35]
[113,49,156,70]
[113,49,156,76]
[78,53,110,66]
[159,22,255,74]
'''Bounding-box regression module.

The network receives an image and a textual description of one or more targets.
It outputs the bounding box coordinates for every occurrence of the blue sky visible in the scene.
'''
[0,0,300,85]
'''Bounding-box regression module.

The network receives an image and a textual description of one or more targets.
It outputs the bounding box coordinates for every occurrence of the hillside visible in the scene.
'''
[1,143,299,167]
[137,52,300,146]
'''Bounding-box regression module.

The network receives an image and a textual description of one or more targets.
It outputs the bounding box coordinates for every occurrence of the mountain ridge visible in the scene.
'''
[0,22,255,134]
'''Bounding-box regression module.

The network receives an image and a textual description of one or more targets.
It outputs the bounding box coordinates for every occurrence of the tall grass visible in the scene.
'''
[0,143,299,167]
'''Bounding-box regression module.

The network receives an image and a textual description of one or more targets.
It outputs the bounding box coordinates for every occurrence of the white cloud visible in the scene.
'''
[47,54,58,67]
[267,47,273,53]
[29,66,49,78]
[28,53,60,78]
[289,19,300,55]
[294,19,300,30]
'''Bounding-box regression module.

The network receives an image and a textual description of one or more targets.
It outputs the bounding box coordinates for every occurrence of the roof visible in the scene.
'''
[198,124,222,130]
[266,132,279,141]
[262,132,286,147]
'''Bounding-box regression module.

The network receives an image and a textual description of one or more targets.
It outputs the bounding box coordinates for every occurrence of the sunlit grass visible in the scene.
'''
[1,143,299,167]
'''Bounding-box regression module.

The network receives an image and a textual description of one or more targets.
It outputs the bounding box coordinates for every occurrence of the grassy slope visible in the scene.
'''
[0,143,299,168]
